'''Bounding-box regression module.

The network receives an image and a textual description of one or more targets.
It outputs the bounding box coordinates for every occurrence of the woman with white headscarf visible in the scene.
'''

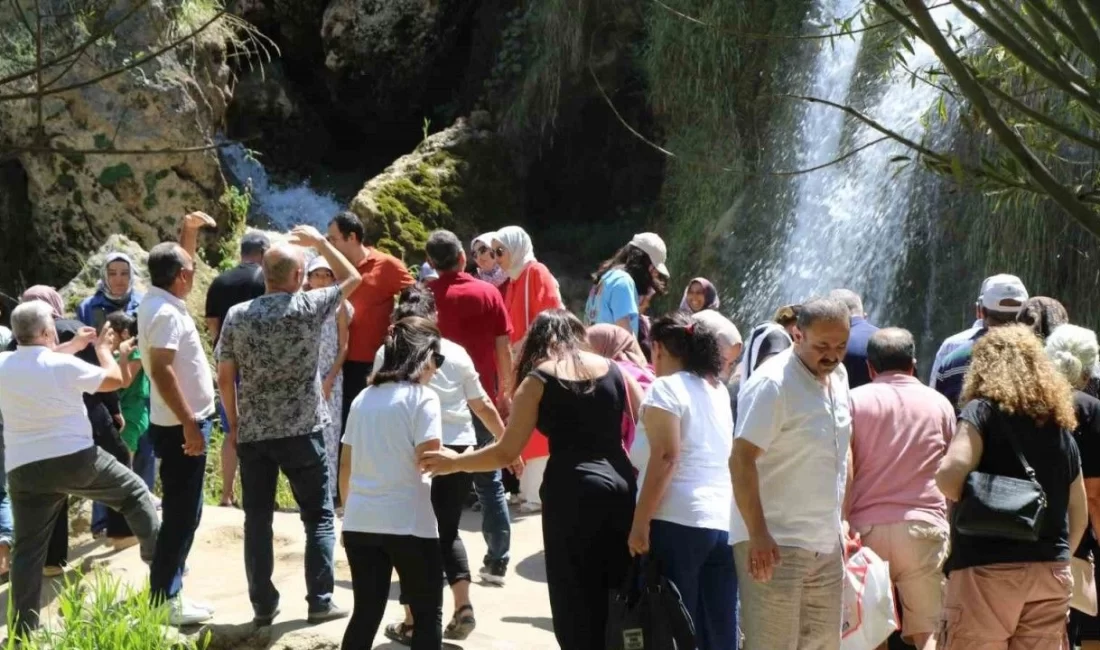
[492,226,562,346]
[492,226,562,513]
[470,232,509,293]
[77,252,143,330]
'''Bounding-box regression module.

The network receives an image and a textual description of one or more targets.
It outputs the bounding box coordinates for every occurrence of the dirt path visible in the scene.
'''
[6,505,558,649]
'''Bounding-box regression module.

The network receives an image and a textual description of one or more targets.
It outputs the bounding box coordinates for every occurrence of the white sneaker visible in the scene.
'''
[191,600,216,615]
[519,501,542,514]
[168,596,213,626]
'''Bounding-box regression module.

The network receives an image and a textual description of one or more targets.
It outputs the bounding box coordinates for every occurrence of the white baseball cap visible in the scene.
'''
[980,274,1028,312]
[420,262,439,282]
[306,256,332,274]
[629,232,669,277]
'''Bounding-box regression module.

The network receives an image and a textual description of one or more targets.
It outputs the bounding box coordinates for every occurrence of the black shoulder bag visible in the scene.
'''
[953,426,1048,542]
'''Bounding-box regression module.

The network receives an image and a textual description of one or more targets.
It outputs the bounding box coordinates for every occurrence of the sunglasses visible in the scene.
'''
[475,246,494,258]
[432,352,446,368]
[494,246,507,258]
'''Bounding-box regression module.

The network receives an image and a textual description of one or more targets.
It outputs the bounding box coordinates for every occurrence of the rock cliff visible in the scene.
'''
[0,0,233,293]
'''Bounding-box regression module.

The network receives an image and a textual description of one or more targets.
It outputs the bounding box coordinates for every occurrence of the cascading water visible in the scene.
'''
[739,0,965,323]
[219,142,344,229]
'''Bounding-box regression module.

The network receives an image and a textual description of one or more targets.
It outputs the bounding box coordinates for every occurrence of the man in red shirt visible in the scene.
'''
[425,229,516,584]
[326,211,414,432]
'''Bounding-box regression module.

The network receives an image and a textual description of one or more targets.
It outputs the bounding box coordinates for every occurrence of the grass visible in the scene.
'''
[201,425,298,510]
[6,569,209,650]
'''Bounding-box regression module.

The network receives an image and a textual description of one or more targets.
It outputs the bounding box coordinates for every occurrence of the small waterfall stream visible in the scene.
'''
[219,142,345,230]
[738,1,965,323]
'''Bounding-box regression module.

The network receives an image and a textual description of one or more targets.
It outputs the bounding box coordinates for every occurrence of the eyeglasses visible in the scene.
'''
[494,246,507,258]
[475,246,494,258]
[432,352,446,368]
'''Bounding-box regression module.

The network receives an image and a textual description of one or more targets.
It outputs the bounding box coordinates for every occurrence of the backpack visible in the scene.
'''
[605,556,696,650]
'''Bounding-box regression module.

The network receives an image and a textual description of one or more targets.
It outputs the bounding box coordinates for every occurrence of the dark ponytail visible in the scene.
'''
[650,311,722,377]
[370,316,441,386]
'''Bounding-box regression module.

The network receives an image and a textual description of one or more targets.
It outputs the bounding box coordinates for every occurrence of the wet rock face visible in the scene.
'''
[0,0,232,291]
[320,0,479,123]
[348,112,522,262]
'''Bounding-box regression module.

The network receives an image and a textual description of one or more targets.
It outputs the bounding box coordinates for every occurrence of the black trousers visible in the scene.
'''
[541,465,635,650]
[94,425,133,538]
[342,531,443,650]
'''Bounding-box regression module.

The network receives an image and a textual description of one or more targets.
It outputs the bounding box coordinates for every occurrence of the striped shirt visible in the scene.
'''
[933,328,987,411]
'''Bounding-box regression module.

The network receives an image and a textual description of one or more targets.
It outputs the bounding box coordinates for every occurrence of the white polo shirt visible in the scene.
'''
[0,347,105,471]
[731,348,852,554]
[138,286,216,426]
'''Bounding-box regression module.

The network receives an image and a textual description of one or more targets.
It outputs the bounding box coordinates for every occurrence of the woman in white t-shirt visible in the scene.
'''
[338,316,445,650]
[374,287,507,644]
[628,311,738,650]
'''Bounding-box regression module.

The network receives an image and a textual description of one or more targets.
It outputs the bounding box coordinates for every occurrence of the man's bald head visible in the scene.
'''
[263,243,305,293]
[867,327,916,375]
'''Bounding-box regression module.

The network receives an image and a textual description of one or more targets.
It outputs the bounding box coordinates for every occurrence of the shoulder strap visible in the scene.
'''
[1001,424,1040,484]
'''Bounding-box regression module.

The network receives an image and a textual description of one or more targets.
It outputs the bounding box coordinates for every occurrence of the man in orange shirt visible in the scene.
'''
[326,212,414,435]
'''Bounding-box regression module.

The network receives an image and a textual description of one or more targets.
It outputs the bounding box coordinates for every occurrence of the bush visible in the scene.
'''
[6,570,210,650]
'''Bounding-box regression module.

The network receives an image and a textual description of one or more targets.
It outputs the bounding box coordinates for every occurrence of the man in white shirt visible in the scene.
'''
[0,301,159,636]
[730,298,853,650]
[138,211,218,625]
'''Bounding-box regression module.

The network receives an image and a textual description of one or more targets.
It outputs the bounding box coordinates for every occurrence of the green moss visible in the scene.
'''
[73,190,84,207]
[93,133,111,150]
[143,195,158,209]
[62,151,87,166]
[98,162,134,188]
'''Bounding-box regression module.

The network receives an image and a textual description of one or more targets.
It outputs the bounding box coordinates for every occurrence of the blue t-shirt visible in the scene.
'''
[585,269,639,335]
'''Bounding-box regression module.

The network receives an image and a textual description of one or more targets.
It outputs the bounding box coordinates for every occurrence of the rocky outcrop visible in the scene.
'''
[348,111,522,261]
[0,0,233,292]
[225,61,331,164]
[320,0,480,122]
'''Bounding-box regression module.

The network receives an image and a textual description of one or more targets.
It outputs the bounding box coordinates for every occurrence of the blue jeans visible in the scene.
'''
[132,431,157,491]
[471,418,510,565]
[0,427,13,544]
[237,430,335,616]
[148,419,211,602]
[649,519,739,650]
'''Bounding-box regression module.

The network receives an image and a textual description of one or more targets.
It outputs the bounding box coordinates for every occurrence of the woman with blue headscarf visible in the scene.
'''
[77,252,143,330]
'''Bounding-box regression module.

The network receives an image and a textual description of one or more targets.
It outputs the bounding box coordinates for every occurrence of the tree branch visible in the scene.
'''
[650,0,954,41]
[0,140,237,157]
[1060,0,1100,69]
[588,63,892,177]
[902,0,1100,237]
[0,9,226,102]
[977,76,1100,151]
[0,0,152,88]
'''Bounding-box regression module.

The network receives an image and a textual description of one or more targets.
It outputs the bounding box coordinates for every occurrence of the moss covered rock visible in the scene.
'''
[349,112,522,261]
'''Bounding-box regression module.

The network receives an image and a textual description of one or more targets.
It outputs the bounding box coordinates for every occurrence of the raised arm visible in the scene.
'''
[420,374,543,475]
[178,211,217,259]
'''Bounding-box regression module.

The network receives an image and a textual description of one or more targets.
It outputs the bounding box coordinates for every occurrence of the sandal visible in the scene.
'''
[384,621,414,646]
[444,605,476,640]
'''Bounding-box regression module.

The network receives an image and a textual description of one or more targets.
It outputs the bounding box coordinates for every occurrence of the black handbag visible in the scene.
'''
[953,426,1048,542]
[606,556,696,650]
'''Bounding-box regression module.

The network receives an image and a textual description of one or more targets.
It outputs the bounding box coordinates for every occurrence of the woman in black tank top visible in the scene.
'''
[420,309,642,650]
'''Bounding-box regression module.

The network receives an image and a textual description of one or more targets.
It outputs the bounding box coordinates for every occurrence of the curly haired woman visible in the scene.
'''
[936,325,1088,650]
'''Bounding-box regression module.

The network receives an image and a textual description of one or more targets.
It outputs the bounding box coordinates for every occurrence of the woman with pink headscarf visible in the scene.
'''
[587,324,656,450]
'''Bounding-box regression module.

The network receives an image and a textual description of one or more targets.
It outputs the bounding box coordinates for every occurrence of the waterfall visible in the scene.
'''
[740,0,964,323]
[218,142,345,230]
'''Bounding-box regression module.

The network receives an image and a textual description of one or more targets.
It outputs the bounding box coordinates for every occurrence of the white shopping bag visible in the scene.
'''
[841,545,899,650]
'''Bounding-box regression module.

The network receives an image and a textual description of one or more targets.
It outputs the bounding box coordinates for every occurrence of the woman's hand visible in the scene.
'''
[627,517,650,556]
[322,373,336,401]
[418,447,462,476]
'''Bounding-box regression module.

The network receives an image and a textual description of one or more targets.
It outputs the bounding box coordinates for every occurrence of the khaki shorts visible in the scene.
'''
[939,562,1072,650]
[857,521,949,640]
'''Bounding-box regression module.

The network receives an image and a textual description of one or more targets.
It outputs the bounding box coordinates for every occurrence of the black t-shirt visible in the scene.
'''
[204,263,265,343]
[1073,391,1100,559]
[946,398,1082,574]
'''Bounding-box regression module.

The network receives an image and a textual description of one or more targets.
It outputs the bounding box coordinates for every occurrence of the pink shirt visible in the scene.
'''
[847,372,956,530]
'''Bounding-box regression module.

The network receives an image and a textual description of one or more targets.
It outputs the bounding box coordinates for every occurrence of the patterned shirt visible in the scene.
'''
[216,286,342,444]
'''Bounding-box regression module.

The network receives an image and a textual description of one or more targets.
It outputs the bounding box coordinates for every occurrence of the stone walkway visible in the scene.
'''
[6,505,558,649]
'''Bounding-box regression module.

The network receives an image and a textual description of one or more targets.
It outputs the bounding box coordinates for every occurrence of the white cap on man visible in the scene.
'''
[629,232,669,277]
[980,274,1028,313]
[307,256,332,275]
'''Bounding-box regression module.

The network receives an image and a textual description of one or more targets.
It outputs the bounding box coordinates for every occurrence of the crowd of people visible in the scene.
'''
[0,208,1097,650]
